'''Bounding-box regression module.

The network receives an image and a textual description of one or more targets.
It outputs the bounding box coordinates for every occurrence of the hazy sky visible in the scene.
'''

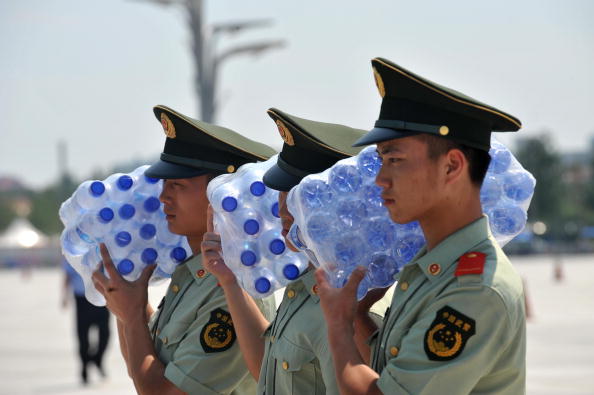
[1,0,593,189]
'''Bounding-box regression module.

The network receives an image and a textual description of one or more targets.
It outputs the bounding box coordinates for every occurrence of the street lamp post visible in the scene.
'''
[134,0,285,122]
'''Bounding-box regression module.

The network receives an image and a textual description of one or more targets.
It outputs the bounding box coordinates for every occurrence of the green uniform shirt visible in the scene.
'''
[372,216,526,394]
[258,269,338,395]
[149,254,276,395]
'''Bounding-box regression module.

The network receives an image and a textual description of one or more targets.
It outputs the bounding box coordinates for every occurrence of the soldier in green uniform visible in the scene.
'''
[92,105,276,395]
[201,108,393,394]
[315,58,526,394]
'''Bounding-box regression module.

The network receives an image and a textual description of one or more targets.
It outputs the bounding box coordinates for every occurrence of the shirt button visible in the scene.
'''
[171,284,179,293]
[429,263,441,275]
[270,335,275,343]
[400,282,409,291]
[311,284,319,295]
[282,361,289,370]
[155,329,160,335]
[196,269,206,278]
[163,337,168,345]
[287,289,296,299]
[390,346,399,356]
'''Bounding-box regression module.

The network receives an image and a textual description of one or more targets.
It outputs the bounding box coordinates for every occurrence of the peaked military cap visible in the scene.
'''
[263,108,366,191]
[146,105,277,179]
[353,57,522,151]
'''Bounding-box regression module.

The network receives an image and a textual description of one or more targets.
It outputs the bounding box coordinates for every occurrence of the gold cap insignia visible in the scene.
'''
[424,306,475,361]
[276,120,295,146]
[200,308,236,353]
[161,113,176,138]
[373,67,386,98]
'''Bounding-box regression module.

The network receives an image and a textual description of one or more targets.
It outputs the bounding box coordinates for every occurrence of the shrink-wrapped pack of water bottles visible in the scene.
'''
[59,165,191,306]
[207,156,309,299]
[286,137,535,299]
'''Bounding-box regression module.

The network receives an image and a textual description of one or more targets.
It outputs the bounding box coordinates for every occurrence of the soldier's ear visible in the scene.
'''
[444,149,465,181]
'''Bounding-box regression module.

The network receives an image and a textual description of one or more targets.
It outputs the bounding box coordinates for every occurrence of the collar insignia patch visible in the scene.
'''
[200,308,236,353]
[424,306,476,361]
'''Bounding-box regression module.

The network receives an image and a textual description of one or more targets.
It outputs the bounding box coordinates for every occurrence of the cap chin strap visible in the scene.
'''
[374,119,442,135]
[160,153,229,172]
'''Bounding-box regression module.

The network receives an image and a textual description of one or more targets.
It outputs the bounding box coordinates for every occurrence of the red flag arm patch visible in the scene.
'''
[454,252,486,276]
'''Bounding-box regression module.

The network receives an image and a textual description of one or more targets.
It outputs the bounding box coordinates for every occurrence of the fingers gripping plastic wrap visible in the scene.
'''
[286,137,535,300]
[59,165,192,306]
[206,155,309,299]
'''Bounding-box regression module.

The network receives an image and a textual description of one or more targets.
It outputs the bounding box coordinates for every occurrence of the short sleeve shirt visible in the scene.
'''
[149,254,275,395]
[373,216,526,394]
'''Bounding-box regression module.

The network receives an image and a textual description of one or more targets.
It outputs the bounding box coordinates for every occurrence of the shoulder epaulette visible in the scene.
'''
[454,252,486,276]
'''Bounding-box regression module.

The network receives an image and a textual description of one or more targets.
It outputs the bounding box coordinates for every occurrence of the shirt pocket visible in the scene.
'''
[158,321,190,350]
[274,337,316,372]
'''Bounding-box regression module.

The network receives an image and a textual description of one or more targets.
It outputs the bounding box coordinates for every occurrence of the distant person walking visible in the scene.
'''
[62,260,110,384]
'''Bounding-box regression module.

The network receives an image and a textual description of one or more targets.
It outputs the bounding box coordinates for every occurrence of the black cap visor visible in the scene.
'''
[263,162,304,192]
[353,127,420,147]
[145,159,210,179]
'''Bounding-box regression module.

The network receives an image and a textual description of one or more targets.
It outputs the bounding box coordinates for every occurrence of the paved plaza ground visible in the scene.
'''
[0,254,592,394]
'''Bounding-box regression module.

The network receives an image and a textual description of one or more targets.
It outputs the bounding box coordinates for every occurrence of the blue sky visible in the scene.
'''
[1,0,593,188]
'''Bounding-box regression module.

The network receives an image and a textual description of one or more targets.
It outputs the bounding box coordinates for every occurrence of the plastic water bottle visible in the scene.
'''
[259,229,286,259]
[489,145,512,174]
[238,241,260,267]
[156,217,179,245]
[210,182,243,213]
[357,147,382,178]
[336,199,368,229]
[329,164,363,193]
[367,253,399,287]
[131,165,161,196]
[117,203,136,221]
[59,197,83,226]
[365,217,397,251]
[104,230,134,260]
[134,196,161,221]
[363,184,384,213]
[75,180,109,210]
[76,207,116,241]
[333,234,365,267]
[287,223,308,250]
[306,213,339,243]
[480,175,503,208]
[299,179,333,210]
[230,208,263,236]
[261,200,281,222]
[159,246,189,275]
[106,173,135,202]
[393,233,425,265]
[331,269,371,300]
[273,256,308,282]
[503,172,536,202]
[488,205,527,236]
[242,267,278,297]
[62,227,94,255]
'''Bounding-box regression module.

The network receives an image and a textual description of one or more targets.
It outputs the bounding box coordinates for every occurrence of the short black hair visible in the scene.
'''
[414,134,491,186]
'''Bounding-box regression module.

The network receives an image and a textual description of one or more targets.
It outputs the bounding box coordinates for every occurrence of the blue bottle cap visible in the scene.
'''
[243,219,260,235]
[269,239,285,255]
[283,264,300,280]
[255,277,271,294]
[139,223,156,239]
[90,181,105,197]
[170,247,187,263]
[117,175,133,191]
[143,197,160,213]
[119,204,136,220]
[117,259,134,275]
[141,248,158,264]
[144,175,159,184]
[222,196,238,212]
[250,181,266,197]
[115,231,132,247]
[271,202,280,218]
[240,250,257,266]
[98,207,114,223]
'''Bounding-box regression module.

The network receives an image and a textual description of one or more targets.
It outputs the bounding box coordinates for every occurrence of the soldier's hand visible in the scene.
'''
[201,204,237,287]
[92,243,155,325]
[356,286,390,315]
[315,266,366,333]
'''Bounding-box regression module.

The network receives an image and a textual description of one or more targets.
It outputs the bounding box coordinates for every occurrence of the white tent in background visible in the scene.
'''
[0,217,49,248]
